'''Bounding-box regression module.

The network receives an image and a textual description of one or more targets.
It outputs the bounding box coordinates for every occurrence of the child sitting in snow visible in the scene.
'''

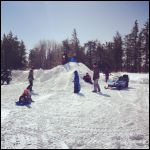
[19,88,33,103]
[73,70,80,93]
[83,73,93,84]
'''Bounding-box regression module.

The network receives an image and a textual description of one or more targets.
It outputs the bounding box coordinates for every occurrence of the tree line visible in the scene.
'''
[1,20,149,72]
[1,32,27,70]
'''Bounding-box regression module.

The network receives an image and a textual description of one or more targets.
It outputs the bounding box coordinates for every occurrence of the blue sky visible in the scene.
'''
[1,1,149,50]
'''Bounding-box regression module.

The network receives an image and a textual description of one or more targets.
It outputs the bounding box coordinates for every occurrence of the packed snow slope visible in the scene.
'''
[1,62,149,149]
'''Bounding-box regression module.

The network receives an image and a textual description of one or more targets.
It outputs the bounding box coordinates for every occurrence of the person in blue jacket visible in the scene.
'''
[73,70,80,93]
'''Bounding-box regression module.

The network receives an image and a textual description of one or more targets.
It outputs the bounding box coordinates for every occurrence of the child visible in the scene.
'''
[73,70,80,93]
[62,52,69,65]
[83,73,93,84]
[19,88,33,104]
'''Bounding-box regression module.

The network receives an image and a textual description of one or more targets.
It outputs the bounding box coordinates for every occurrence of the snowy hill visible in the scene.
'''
[1,62,149,149]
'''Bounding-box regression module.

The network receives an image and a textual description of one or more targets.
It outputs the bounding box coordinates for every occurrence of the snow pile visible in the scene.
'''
[1,62,149,149]
[127,73,149,84]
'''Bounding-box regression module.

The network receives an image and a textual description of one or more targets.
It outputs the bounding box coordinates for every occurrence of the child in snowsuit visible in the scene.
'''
[83,73,93,84]
[19,88,33,103]
[73,70,80,93]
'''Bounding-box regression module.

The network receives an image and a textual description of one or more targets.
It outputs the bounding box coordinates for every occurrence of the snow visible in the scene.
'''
[1,62,149,149]
[1,109,10,123]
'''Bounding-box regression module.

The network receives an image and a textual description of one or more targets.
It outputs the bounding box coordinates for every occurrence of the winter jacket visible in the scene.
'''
[19,89,32,102]
[83,74,92,82]
[62,54,69,64]
[28,71,34,81]
[93,66,100,81]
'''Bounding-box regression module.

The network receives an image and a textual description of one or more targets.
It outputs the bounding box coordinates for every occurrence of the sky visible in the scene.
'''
[1,1,149,50]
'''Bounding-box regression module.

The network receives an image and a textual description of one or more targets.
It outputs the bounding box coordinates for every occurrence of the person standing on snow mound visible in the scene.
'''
[28,69,34,91]
[73,70,80,93]
[92,63,101,93]
[62,52,69,65]
[62,52,70,71]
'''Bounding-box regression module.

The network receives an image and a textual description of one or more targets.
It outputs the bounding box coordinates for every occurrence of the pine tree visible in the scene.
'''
[18,40,27,69]
[1,31,27,70]
[104,42,114,72]
[142,20,149,72]
[131,20,139,72]
[62,39,70,56]
[71,29,80,61]
[113,32,123,71]
[123,21,139,72]
[136,31,144,72]
[84,41,97,69]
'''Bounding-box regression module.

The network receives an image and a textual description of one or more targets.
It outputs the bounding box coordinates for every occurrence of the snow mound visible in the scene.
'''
[11,62,93,91]
[11,64,149,88]
[1,62,149,149]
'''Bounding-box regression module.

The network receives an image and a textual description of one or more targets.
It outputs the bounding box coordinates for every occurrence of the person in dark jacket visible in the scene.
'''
[62,52,70,71]
[83,73,93,84]
[92,63,101,92]
[62,52,69,65]
[1,69,12,85]
[28,69,34,91]
[73,70,80,93]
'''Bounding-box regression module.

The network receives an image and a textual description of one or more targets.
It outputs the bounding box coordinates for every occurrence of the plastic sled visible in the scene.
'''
[15,100,31,106]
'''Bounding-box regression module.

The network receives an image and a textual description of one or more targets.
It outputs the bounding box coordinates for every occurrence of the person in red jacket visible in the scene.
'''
[19,88,33,103]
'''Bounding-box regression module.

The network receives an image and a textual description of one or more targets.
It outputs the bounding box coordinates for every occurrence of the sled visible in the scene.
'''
[15,100,32,108]
[107,74,129,90]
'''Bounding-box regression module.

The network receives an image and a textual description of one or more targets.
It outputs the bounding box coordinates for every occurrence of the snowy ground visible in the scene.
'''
[1,63,149,149]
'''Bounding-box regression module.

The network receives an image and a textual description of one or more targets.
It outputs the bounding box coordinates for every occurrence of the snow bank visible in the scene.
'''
[1,62,149,149]
[11,63,93,91]
[107,72,149,84]
[127,73,149,84]
[11,65,149,86]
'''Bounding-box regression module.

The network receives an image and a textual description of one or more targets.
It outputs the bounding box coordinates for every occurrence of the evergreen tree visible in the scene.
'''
[142,20,149,72]
[131,20,139,72]
[113,32,123,71]
[18,40,27,69]
[84,41,97,69]
[71,29,80,61]
[1,31,27,70]
[124,21,139,72]
[136,31,144,72]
